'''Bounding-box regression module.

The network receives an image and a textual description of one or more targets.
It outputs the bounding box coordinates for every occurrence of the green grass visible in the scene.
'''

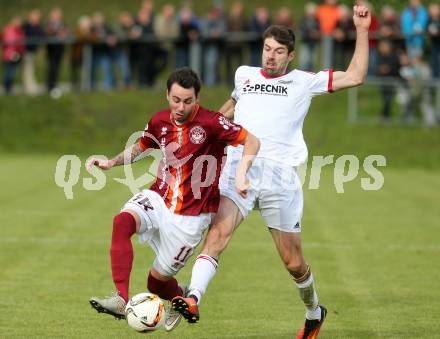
[2,87,440,168]
[1,154,439,338]
[1,85,439,337]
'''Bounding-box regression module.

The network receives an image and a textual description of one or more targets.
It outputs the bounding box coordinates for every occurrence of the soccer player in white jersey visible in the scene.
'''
[172,5,371,338]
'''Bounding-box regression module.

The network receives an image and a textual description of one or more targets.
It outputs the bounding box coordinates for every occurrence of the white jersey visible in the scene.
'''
[229,66,333,166]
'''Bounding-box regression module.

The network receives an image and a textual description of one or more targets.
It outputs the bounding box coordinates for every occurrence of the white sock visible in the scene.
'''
[188,254,218,305]
[306,301,321,320]
[295,273,320,320]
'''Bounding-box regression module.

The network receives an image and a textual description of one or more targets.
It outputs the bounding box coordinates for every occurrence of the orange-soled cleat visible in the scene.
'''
[171,296,200,324]
[296,305,327,339]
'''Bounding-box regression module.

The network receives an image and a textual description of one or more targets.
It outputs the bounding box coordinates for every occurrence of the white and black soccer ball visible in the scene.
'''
[125,292,165,332]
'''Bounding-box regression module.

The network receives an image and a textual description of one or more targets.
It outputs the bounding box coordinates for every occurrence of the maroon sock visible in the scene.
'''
[147,271,182,301]
[110,212,136,303]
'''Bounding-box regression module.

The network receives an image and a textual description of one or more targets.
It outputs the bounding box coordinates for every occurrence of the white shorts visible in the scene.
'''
[219,157,303,232]
[122,190,213,276]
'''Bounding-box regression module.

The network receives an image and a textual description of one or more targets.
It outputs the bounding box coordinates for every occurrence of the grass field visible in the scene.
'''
[2,87,440,168]
[1,83,439,338]
[1,153,439,338]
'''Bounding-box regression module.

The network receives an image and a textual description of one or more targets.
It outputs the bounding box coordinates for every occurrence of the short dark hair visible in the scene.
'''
[166,67,202,96]
[263,25,296,53]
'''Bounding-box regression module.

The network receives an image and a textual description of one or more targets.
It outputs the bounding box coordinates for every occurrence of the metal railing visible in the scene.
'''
[348,76,440,124]
[2,34,440,126]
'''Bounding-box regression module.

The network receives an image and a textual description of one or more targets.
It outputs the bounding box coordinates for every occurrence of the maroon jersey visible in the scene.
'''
[139,105,248,215]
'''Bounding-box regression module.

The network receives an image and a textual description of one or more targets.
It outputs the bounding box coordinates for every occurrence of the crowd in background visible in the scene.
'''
[1,0,440,124]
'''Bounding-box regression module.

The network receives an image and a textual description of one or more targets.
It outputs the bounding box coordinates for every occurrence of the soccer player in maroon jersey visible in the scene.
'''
[87,67,260,331]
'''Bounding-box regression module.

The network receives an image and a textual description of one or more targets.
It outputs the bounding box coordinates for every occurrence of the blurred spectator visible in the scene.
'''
[90,12,116,90]
[70,15,93,91]
[317,0,340,68]
[225,1,248,84]
[379,5,405,53]
[45,7,67,94]
[201,5,226,86]
[275,7,294,28]
[317,0,340,35]
[141,0,155,14]
[175,6,200,69]
[399,55,437,126]
[299,2,320,71]
[379,6,400,40]
[154,4,179,43]
[427,3,440,79]
[1,16,25,94]
[332,5,354,70]
[22,9,44,95]
[249,6,272,67]
[376,40,401,122]
[154,4,179,81]
[132,9,158,87]
[113,11,133,88]
[401,0,429,59]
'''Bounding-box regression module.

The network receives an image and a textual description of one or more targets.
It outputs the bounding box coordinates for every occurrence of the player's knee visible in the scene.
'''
[284,257,306,275]
[279,241,303,268]
[287,263,304,276]
[113,212,137,237]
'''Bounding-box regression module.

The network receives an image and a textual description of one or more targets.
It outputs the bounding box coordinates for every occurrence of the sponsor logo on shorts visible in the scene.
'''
[172,262,183,270]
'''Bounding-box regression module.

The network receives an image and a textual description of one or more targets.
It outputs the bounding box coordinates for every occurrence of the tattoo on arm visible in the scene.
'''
[111,143,144,166]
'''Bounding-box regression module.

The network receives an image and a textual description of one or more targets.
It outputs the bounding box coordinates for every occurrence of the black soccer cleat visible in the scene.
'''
[171,296,200,324]
[296,305,327,339]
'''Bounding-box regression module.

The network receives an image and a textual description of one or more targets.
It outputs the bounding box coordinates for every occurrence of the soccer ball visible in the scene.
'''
[125,292,166,332]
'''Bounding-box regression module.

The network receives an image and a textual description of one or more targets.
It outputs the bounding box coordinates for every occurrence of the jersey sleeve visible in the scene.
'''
[307,69,334,97]
[230,66,249,101]
[211,112,248,147]
[138,117,160,151]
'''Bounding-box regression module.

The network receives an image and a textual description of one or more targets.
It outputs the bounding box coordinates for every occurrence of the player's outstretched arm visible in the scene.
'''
[86,143,146,172]
[332,5,371,92]
[218,98,236,119]
[235,132,260,198]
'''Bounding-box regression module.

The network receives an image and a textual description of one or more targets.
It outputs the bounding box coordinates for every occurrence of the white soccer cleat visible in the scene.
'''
[164,285,188,332]
[89,292,126,320]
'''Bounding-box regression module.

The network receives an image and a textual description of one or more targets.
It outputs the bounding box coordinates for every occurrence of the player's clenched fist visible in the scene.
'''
[353,5,371,31]
[86,157,114,172]
[235,174,250,198]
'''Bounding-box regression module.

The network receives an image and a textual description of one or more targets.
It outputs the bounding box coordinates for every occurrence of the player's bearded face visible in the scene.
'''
[167,83,199,123]
[262,37,294,76]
